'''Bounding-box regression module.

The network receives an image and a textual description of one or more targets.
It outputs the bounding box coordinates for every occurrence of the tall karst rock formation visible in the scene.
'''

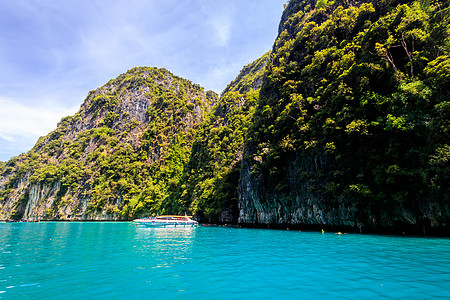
[239,0,450,234]
[0,67,215,220]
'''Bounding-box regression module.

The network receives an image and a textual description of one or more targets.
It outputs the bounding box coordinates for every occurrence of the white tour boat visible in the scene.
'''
[133,215,198,227]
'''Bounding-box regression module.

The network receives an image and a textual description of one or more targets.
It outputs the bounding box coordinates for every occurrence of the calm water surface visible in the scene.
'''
[1,222,449,299]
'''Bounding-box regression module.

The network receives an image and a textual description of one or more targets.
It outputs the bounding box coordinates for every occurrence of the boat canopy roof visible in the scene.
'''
[156,215,193,219]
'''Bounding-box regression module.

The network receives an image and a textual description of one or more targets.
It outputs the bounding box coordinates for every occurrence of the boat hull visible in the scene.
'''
[134,220,197,227]
[133,216,198,228]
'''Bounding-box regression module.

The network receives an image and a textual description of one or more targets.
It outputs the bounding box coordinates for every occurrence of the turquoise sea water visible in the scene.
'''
[1,222,449,299]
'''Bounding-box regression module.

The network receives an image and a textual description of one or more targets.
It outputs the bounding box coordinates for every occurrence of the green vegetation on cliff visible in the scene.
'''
[0,67,216,220]
[161,52,270,222]
[242,0,450,232]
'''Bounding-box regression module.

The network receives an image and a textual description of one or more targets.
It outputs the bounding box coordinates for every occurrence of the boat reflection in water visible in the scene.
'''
[133,215,198,227]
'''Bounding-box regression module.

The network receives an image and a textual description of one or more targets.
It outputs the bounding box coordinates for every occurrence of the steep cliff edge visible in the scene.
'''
[163,52,271,223]
[0,67,215,220]
[239,0,450,234]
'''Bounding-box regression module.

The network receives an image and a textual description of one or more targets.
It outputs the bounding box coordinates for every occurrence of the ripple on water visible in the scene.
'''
[1,223,450,299]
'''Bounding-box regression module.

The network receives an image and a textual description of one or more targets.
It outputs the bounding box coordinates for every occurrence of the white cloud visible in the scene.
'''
[0,98,78,143]
[200,2,235,47]
[209,15,232,47]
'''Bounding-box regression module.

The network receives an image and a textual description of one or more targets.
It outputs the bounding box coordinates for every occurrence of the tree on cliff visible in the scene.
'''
[240,0,449,233]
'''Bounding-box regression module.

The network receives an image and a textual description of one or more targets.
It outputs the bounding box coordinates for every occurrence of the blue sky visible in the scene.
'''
[0,0,287,161]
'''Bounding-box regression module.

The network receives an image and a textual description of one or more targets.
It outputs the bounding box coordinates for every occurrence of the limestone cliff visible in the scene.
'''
[161,53,271,223]
[239,0,450,235]
[0,67,215,220]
